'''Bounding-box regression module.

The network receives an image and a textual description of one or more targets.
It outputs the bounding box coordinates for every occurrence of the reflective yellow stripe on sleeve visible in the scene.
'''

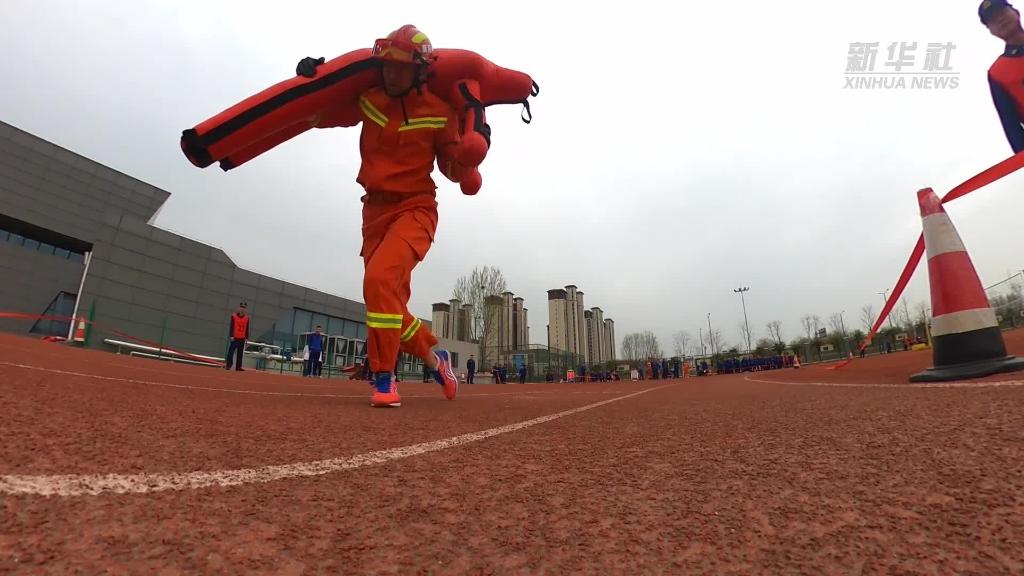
[359,96,388,127]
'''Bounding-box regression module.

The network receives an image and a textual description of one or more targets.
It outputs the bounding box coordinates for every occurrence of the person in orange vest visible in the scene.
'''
[982,0,1024,152]
[295,25,461,408]
[225,301,249,371]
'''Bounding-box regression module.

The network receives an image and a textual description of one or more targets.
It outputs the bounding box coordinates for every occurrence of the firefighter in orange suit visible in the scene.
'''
[297,25,460,408]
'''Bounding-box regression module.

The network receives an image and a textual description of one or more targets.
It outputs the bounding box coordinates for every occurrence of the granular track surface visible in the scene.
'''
[2,332,1024,574]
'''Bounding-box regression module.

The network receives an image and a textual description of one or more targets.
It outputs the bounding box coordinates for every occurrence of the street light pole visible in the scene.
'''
[898,298,914,338]
[479,284,487,366]
[877,289,893,329]
[707,313,714,356]
[839,310,848,355]
[734,286,751,353]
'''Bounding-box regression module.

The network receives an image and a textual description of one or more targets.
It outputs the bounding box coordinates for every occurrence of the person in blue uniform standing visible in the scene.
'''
[982,0,1024,152]
[466,354,476,385]
[305,325,325,377]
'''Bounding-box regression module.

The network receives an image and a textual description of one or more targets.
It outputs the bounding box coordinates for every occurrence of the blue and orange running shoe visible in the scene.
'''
[431,350,458,400]
[370,372,401,407]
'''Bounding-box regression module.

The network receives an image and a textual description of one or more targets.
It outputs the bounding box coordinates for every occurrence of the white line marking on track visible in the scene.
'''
[744,375,1024,389]
[0,361,637,399]
[0,384,672,497]
[0,361,370,398]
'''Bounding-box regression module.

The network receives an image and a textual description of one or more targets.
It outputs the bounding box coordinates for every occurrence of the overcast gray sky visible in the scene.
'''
[3,0,1024,352]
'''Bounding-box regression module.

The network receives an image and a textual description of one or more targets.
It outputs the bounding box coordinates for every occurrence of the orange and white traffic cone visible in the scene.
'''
[792,354,801,369]
[910,188,1024,382]
[72,317,86,343]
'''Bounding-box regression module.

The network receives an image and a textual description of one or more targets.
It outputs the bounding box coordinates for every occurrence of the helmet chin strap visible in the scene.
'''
[379,64,428,99]
[379,69,416,125]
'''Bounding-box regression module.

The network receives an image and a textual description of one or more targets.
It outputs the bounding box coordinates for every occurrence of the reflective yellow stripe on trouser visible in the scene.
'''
[400,317,422,342]
[367,311,403,330]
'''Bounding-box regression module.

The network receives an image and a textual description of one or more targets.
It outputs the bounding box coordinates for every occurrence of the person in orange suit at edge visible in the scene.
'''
[295,25,461,408]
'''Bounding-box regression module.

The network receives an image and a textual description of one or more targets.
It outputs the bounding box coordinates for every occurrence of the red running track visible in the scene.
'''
[2,332,1024,574]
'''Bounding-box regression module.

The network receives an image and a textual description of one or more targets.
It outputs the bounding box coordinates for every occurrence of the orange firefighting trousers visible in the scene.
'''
[362,192,440,373]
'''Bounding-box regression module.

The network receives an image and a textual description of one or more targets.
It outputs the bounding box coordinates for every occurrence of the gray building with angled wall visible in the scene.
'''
[0,119,404,371]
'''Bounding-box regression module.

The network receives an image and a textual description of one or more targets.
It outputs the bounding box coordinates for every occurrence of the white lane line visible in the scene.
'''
[744,375,1024,389]
[0,361,639,399]
[0,361,370,398]
[0,384,672,497]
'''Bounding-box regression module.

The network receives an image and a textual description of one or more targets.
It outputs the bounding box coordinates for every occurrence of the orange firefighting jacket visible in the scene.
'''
[355,86,460,195]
